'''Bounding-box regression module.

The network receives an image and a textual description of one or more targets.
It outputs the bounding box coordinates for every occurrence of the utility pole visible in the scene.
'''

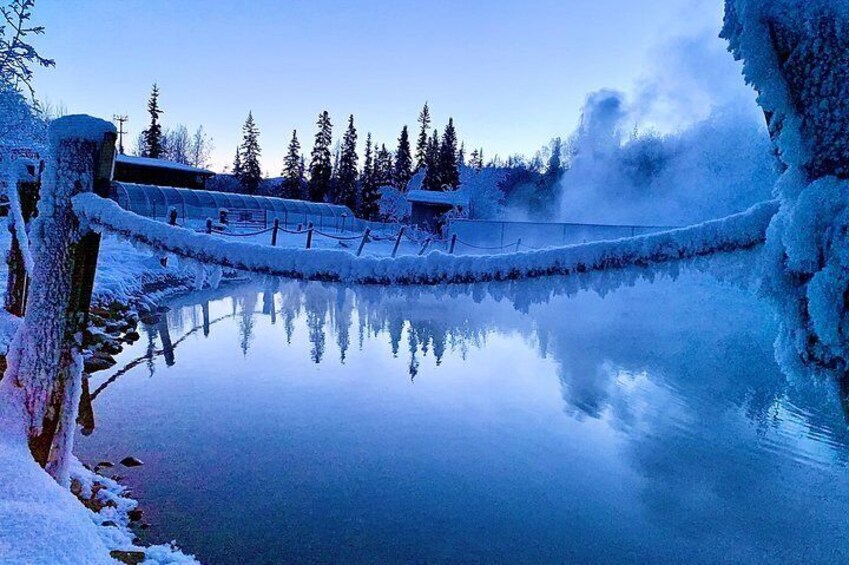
[113,114,128,154]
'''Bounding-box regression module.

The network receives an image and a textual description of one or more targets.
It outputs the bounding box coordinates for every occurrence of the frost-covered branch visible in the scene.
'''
[0,0,54,98]
[722,0,849,377]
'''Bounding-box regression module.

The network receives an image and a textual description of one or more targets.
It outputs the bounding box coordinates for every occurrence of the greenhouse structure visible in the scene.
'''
[110,182,384,232]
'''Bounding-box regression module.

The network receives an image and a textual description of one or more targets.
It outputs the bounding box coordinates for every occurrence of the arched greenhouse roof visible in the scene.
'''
[111,182,356,229]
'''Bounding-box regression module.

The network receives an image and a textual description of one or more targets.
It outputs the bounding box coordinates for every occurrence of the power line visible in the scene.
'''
[113,114,128,154]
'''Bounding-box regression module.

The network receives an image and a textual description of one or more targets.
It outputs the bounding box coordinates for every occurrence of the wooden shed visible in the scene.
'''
[114,154,214,189]
[406,189,470,233]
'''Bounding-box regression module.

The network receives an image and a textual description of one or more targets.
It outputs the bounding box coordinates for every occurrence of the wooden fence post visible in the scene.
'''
[306,222,314,249]
[418,237,431,256]
[391,227,405,258]
[356,228,371,257]
[161,207,179,267]
[449,234,457,255]
[271,218,279,247]
[8,116,117,479]
[206,218,213,234]
[515,238,522,252]
[5,160,41,317]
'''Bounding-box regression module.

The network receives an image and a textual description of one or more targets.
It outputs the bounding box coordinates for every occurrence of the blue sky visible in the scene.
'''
[33,0,725,173]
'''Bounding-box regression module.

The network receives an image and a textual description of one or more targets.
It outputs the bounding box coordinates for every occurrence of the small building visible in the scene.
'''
[114,154,215,190]
[406,189,470,233]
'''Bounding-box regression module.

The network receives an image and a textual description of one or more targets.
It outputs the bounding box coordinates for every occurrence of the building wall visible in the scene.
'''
[411,202,452,233]
[114,163,211,190]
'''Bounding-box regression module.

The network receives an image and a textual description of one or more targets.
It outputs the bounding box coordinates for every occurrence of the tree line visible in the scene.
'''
[235,102,473,220]
[136,84,565,221]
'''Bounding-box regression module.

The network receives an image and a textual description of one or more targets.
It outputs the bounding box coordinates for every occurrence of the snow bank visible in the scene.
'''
[0,388,114,564]
[74,192,777,285]
[0,389,198,563]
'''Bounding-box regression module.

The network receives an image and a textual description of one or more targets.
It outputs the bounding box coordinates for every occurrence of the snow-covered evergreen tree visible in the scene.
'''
[360,133,380,219]
[423,128,441,190]
[469,148,481,171]
[281,129,304,199]
[438,118,460,190]
[394,125,413,191]
[308,111,333,202]
[232,145,243,179]
[335,115,359,211]
[375,143,394,188]
[530,137,563,219]
[141,83,164,158]
[238,111,262,195]
[415,102,431,171]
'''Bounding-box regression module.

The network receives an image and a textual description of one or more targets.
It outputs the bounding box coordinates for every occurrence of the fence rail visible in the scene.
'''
[446,218,681,253]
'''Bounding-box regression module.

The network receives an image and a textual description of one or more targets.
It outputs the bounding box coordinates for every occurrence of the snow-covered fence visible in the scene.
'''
[4,158,41,317]
[445,218,680,254]
[73,192,777,285]
[1,115,117,483]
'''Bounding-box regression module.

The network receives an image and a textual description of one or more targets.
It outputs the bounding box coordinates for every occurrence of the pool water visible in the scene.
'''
[77,254,849,563]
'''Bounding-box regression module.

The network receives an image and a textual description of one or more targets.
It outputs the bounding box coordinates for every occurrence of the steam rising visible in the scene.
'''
[559,32,777,226]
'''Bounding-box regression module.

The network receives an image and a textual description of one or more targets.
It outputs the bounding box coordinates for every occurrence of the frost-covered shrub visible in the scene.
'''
[722,0,849,377]
[378,186,410,223]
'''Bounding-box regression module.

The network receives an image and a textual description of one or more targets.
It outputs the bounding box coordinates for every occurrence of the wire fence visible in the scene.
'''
[446,218,680,252]
[152,210,681,259]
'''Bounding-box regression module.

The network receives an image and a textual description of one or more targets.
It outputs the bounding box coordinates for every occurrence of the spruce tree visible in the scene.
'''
[532,137,564,219]
[232,146,243,179]
[438,118,460,190]
[238,112,262,195]
[298,156,307,199]
[414,102,431,170]
[142,83,164,158]
[423,128,441,190]
[394,125,413,191]
[469,149,480,171]
[281,130,303,199]
[457,142,466,167]
[360,133,380,219]
[308,111,333,202]
[375,144,394,187]
[336,115,359,211]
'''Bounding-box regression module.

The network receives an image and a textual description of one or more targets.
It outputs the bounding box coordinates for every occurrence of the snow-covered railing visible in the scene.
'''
[74,193,778,285]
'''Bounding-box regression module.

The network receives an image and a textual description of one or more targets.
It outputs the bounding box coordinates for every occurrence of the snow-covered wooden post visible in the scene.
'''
[5,159,41,317]
[356,228,370,257]
[1,116,116,482]
[392,227,405,258]
[722,1,849,375]
[305,222,314,249]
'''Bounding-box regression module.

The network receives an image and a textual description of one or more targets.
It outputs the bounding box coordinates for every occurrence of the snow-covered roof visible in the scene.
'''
[115,154,214,176]
[406,189,469,207]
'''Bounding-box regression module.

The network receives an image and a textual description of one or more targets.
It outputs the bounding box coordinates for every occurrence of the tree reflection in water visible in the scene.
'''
[88,248,849,464]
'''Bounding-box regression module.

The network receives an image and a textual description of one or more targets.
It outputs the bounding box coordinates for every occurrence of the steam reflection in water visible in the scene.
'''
[78,251,849,564]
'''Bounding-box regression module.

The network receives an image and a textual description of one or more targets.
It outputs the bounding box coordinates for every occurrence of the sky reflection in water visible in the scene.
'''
[78,252,849,564]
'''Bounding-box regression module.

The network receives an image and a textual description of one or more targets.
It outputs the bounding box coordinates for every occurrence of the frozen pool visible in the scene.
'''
[77,252,849,563]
